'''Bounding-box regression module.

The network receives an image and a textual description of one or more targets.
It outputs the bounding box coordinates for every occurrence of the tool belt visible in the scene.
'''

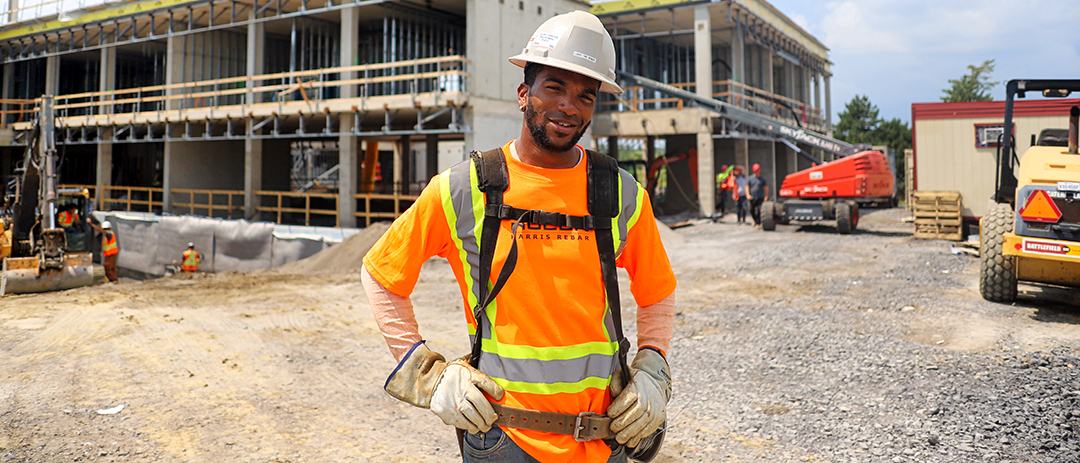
[490,402,613,441]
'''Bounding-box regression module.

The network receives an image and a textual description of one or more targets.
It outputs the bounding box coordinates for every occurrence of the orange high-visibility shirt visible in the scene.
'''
[364,143,676,463]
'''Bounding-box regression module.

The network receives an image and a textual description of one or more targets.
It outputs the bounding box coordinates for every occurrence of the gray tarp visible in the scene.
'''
[94,212,352,277]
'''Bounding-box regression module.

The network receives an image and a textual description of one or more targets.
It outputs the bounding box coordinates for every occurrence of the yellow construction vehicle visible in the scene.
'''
[0,96,95,295]
[980,80,1080,302]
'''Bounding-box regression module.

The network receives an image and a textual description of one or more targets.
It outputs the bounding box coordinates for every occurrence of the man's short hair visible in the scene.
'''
[524,62,544,87]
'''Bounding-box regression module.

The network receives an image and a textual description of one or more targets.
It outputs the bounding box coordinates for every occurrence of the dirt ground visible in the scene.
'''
[1,207,1078,462]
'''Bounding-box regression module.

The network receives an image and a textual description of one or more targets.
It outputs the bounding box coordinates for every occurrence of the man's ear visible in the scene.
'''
[517,83,530,108]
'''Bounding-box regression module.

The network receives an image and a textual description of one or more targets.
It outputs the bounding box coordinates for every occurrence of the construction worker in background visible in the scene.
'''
[714,164,734,219]
[362,10,676,463]
[732,166,749,224]
[748,163,770,227]
[88,219,119,283]
[57,203,80,229]
[181,243,201,272]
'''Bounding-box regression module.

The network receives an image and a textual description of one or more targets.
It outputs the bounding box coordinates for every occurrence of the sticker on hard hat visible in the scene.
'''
[531,32,560,50]
[573,51,597,63]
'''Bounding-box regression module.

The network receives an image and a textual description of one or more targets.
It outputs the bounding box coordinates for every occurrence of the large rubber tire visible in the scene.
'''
[850,202,860,231]
[761,201,777,231]
[836,201,853,234]
[980,203,1018,302]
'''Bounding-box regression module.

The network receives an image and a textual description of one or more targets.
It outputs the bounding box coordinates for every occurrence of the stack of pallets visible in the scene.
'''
[913,191,963,241]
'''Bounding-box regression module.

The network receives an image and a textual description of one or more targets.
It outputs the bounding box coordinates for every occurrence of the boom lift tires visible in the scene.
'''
[979,203,1018,302]
[836,201,858,235]
[761,202,777,231]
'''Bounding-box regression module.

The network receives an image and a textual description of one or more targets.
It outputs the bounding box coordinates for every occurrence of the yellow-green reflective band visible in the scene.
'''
[493,376,612,396]
[440,170,478,310]
[481,340,619,361]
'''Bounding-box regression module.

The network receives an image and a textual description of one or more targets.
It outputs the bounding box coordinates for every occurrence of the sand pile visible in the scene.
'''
[654,218,684,249]
[276,221,391,274]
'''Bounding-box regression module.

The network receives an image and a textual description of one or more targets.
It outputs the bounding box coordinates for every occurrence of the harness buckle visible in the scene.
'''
[573,412,599,442]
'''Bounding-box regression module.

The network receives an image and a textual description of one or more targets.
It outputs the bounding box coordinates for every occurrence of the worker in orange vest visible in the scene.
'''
[181,243,201,272]
[88,218,119,283]
[57,204,80,229]
[363,11,676,463]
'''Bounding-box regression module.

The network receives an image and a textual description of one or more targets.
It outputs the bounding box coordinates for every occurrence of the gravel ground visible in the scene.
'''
[657,207,1080,463]
[2,206,1079,463]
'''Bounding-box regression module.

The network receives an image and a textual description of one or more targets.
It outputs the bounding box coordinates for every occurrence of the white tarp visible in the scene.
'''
[93,212,355,277]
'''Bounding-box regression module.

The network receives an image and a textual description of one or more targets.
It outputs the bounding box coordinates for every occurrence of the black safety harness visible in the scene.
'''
[466,147,631,385]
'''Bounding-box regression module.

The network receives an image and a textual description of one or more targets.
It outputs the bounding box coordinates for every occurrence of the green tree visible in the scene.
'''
[835,95,912,201]
[941,59,999,102]
[834,94,881,144]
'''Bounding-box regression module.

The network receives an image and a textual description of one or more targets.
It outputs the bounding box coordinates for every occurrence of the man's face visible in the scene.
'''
[519,66,599,153]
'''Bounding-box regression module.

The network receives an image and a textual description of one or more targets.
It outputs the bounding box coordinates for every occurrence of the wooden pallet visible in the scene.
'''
[912,190,963,241]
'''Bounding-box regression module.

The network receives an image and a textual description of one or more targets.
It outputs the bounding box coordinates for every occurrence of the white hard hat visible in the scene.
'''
[101,221,112,229]
[508,10,622,94]
[188,242,194,248]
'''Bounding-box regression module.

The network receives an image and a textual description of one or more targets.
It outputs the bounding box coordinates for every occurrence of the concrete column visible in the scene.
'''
[246,8,265,105]
[824,75,833,136]
[813,73,822,127]
[787,142,798,177]
[99,47,115,115]
[96,47,116,210]
[730,21,745,96]
[338,113,358,228]
[425,134,439,180]
[735,138,749,173]
[697,130,714,216]
[45,55,59,96]
[693,5,712,100]
[607,136,618,158]
[762,49,774,94]
[244,134,262,219]
[166,35,185,110]
[163,143,173,213]
[802,68,812,105]
[340,6,358,99]
[398,135,411,195]
[767,141,776,200]
[2,63,13,124]
[95,129,113,210]
[8,0,19,23]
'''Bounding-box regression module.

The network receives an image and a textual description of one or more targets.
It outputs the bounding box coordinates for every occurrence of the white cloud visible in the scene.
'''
[770,0,1080,122]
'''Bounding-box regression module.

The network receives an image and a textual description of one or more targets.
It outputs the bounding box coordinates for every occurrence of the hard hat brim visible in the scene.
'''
[509,54,623,94]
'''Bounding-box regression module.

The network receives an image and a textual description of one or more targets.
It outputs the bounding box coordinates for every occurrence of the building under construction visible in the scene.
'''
[0,0,841,226]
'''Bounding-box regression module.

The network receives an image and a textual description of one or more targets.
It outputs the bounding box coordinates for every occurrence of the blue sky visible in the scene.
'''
[767,0,1080,125]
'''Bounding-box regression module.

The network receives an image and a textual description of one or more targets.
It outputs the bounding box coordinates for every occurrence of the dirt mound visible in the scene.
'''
[654,218,684,249]
[276,221,391,274]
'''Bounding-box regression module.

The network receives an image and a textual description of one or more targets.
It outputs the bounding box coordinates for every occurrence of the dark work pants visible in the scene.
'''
[736,197,748,223]
[103,254,118,282]
[750,198,764,225]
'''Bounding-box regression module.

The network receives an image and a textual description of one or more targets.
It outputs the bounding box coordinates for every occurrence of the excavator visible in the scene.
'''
[0,96,95,295]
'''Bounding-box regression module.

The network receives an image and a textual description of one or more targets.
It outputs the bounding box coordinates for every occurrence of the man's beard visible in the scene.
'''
[525,103,590,153]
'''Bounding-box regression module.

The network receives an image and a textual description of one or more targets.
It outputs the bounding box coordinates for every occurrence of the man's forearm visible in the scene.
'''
[637,291,675,355]
[362,265,422,361]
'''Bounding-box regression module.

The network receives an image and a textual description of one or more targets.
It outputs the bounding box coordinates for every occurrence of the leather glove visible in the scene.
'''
[606,349,671,448]
[384,342,505,434]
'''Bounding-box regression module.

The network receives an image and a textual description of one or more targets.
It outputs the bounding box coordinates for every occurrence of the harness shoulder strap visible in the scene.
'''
[584,149,632,384]
[466,148,630,380]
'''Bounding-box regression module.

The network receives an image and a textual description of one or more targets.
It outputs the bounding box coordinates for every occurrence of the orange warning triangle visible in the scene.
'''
[1018,190,1062,223]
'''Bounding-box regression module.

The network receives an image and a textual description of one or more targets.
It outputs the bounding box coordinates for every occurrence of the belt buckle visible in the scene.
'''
[573,412,597,442]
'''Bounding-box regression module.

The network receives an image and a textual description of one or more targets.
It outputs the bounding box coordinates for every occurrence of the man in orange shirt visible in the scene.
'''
[88,219,119,283]
[362,11,676,463]
[181,243,201,272]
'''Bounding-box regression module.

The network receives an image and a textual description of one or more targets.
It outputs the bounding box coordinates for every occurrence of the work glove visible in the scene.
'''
[384,342,505,434]
[607,349,671,448]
